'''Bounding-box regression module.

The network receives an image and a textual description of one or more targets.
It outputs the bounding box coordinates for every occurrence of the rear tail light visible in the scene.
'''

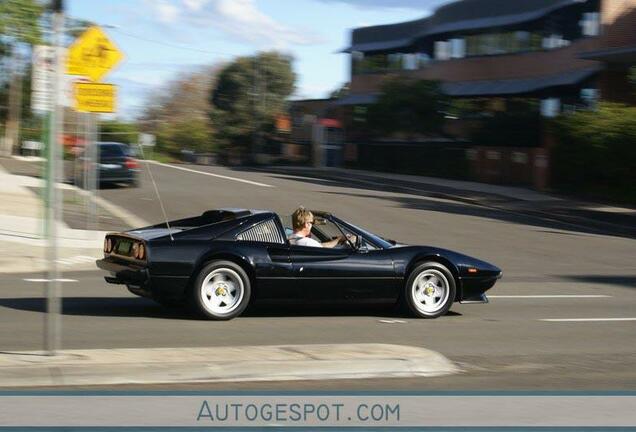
[125,157,139,169]
[104,238,112,253]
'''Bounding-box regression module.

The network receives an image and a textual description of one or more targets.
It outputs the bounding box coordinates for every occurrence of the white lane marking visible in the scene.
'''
[541,318,636,322]
[490,295,611,298]
[146,161,274,188]
[378,319,407,324]
[23,278,78,283]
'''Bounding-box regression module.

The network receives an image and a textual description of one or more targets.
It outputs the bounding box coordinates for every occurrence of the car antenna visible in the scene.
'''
[135,142,174,242]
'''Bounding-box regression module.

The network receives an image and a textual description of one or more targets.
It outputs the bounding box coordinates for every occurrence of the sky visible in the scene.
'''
[65,0,451,119]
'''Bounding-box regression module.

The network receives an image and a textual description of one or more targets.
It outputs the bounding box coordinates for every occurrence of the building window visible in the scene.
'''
[541,98,561,118]
[417,52,431,67]
[580,12,600,36]
[434,41,451,60]
[450,38,466,58]
[387,53,403,71]
[402,53,417,70]
[542,34,570,50]
[580,88,598,109]
[353,105,367,123]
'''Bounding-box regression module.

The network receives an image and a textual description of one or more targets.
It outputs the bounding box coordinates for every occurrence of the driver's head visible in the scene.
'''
[292,206,314,236]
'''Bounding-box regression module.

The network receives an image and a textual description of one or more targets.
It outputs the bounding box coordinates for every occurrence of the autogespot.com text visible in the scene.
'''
[197,400,400,424]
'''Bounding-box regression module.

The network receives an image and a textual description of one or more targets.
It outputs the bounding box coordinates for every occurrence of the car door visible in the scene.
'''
[289,224,398,301]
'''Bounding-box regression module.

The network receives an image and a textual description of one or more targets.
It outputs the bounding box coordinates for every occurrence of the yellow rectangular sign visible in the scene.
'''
[74,82,116,113]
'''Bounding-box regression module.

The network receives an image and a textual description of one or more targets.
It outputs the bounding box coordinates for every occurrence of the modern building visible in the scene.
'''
[334,0,636,186]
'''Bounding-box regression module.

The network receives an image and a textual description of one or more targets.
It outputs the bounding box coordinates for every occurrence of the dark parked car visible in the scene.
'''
[76,142,140,188]
[97,209,502,320]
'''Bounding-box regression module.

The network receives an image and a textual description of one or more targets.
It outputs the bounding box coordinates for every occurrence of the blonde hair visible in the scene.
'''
[292,206,313,230]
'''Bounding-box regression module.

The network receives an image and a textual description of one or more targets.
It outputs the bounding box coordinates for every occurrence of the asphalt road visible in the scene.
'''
[1,159,636,389]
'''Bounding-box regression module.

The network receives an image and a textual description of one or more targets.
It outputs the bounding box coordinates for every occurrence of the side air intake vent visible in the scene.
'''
[236,219,285,244]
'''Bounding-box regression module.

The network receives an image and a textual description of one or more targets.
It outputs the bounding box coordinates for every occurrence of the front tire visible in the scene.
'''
[405,262,456,319]
[191,260,251,320]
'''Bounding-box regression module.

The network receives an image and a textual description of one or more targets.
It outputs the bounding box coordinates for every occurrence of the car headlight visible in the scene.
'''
[138,243,145,260]
[132,242,139,258]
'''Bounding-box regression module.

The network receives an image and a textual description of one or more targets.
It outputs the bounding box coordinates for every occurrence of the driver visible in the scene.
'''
[288,207,343,248]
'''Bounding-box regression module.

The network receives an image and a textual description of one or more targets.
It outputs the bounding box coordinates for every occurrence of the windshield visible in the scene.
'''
[333,217,394,249]
[99,143,126,158]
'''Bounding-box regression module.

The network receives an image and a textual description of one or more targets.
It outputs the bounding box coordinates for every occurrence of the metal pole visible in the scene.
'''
[88,114,98,230]
[45,2,64,356]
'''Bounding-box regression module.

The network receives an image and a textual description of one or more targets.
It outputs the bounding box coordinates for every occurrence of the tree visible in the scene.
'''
[551,103,636,204]
[329,82,349,99]
[139,66,218,155]
[210,51,295,159]
[0,0,42,46]
[0,0,43,154]
[100,120,138,145]
[367,79,449,139]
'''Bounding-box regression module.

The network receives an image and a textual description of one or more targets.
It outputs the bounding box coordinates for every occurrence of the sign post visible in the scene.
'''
[45,0,65,356]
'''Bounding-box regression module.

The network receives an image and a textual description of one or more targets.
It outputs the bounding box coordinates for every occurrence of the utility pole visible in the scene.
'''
[45,0,64,356]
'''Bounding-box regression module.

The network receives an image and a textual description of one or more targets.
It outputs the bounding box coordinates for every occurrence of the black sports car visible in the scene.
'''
[97,208,502,320]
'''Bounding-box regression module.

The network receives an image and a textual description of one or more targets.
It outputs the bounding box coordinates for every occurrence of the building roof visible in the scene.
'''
[579,46,636,64]
[441,66,601,96]
[336,66,600,102]
[346,0,590,53]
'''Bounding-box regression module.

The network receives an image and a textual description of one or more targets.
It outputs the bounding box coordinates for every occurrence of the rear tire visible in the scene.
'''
[190,260,251,320]
[404,262,456,319]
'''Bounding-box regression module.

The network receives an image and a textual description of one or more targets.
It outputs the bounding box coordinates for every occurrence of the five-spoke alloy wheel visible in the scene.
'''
[405,262,456,318]
[191,260,251,320]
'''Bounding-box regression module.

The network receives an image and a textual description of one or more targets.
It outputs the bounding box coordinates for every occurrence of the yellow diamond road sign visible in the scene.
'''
[66,26,124,82]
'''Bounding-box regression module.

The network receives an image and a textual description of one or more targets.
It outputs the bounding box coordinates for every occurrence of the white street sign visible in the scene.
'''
[139,133,156,147]
[31,45,55,112]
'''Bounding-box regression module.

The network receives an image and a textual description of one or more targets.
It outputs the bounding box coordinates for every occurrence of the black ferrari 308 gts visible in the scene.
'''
[97,208,502,320]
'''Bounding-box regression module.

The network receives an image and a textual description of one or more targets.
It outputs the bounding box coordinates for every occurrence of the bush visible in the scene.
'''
[551,103,636,204]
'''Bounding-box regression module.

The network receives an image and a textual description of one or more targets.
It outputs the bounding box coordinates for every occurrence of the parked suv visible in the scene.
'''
[76,142,140,188]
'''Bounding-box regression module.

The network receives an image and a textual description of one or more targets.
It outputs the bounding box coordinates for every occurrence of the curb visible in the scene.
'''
[0,344,459,388]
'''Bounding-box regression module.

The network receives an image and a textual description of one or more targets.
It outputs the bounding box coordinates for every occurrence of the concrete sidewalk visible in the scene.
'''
[0,163,144,273]
[0,344,458,387]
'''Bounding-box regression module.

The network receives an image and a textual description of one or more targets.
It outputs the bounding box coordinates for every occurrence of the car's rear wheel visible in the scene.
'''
[405,262,456,319]
[191,260,250,320]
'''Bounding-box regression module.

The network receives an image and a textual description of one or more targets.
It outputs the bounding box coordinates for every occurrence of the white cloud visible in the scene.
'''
[316,0,447,10]
[182,0,208,11]
[212,0,322,47]
[145,0,324,48]
[155,0,180,24]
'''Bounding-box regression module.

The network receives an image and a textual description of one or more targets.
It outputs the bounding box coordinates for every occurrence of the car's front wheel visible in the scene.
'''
[405,262,456,319]
[191,260,251,320]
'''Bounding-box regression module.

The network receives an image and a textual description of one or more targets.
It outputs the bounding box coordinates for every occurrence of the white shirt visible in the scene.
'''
[288,232,322,247]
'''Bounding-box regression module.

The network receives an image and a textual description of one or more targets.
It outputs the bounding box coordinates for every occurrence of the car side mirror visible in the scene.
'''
[357,244,369,253]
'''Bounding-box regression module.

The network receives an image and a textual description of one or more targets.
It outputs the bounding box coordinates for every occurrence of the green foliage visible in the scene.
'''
[471,99,542,147]
[211,51,295,156]
[100,120,138,145]
[0,0,43,45]
[367,79,449,138]
[329,82,349,99]
[156,118,213,155]
[551,103,636,204]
